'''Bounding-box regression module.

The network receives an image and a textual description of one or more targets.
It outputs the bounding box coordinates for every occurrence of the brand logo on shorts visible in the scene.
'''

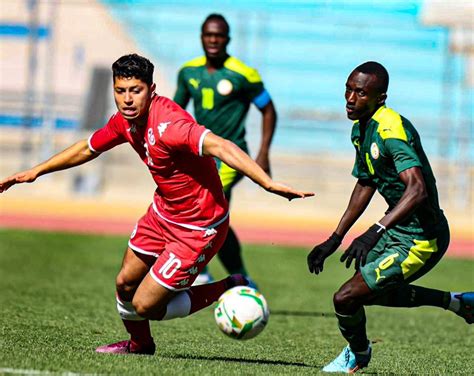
[187,266,199,275]
[178,279,189,286]
[197,254,206,263]
[204,228,217,238]
[217,79,233,96]
[204,241,213,250]
[370,142,380,159]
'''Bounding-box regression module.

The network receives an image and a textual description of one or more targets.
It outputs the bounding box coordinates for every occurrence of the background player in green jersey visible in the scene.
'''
[174,14,277,286]
[307,61,473,374]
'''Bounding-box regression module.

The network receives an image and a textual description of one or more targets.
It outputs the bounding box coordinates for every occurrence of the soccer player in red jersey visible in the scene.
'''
[0,54,313,355]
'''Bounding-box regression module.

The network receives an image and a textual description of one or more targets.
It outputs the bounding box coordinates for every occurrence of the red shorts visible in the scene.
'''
[128,204,229,291]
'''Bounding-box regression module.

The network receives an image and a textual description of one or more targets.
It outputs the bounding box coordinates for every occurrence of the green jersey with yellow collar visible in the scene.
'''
[174,56,271,152]
[351,106,444,233]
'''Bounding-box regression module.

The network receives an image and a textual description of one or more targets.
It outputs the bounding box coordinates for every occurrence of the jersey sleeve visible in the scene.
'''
[384,138,422,174]
[173,69,191,108]
[240,69,270,108]
[351,150,370,180]
[88,113,126,153]
[160,118,210,157]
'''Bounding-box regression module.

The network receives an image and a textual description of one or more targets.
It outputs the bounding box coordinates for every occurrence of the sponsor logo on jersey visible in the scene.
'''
[204,241,213,250]
[178,278,190,286]
[158,122,171,137]
[217,79,233,96]
[197,254,206,263]
[189,78,200,89]
[187,266,199,275]
[370,142,380,159]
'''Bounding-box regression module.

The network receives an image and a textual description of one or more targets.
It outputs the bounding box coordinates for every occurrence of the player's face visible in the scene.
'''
[201,19,229,59]
[113,77,155,124]
[345,71,385,122]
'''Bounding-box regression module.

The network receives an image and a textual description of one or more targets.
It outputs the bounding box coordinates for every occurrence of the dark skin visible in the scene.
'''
[199,18,277,174]
[313,70,429,315]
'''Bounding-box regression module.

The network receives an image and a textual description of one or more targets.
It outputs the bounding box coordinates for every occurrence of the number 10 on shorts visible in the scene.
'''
[159,253,182,279]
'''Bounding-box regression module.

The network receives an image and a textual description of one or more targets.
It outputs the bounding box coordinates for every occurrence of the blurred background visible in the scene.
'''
[0,0,472,254]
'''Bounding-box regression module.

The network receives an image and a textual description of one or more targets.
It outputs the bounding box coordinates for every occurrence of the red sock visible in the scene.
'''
[122,319,154,347]
[187,277,231,314]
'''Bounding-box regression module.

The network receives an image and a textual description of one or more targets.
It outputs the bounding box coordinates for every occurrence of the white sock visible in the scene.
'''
[161,291,192,320]
[448,292,461,312]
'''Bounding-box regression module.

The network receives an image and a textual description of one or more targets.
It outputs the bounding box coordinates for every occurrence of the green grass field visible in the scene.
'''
[0,229,472,375]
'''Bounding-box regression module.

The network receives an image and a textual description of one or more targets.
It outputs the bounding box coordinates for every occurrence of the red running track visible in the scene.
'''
[1,213,472,259]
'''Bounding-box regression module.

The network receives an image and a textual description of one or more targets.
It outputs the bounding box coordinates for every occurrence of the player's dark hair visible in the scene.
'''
[112,54,154,86]
[201,13,230,36]
[354,61,389,93]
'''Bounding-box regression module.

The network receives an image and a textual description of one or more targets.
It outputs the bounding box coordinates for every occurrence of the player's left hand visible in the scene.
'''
[340,223,385,270]
[266,181,314,200]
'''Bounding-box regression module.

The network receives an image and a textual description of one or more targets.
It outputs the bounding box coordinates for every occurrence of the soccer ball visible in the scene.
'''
[214,286,269,340]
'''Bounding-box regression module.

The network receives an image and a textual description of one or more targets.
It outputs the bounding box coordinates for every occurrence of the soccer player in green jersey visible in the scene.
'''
[307,61,473,373]
[174,14,277,286]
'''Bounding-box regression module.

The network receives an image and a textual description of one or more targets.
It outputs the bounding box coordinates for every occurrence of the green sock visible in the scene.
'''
[336,307,369,353]
[217,227,248,276]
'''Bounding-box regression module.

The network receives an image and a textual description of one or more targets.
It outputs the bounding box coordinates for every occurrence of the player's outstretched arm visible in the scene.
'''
[202,132,314,200]
[307,179,376,274]
[0,139,98,193]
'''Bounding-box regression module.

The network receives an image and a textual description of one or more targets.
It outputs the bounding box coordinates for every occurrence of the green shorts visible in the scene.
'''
[360,217,450,292]
[215,159,243,201]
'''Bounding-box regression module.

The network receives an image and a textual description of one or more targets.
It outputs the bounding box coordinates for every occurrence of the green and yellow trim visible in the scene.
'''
[224,56,262,83]
[373,106,407,141]
[401,238,438,279]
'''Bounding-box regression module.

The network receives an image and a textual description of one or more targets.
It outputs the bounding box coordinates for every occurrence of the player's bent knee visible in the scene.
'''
[116,273,138,296]
[132,296,167,320]
[333,286,357,312]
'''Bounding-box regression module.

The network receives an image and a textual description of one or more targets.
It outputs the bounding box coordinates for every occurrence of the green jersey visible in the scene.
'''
[351,106,444,234]
[174,56,269,152]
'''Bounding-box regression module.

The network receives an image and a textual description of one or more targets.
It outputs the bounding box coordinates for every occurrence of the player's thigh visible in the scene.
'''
[117,205,166,292]
[133,272,176,316]
[149,217,229,291]
[360,227,450,293]
[117,247,155,288]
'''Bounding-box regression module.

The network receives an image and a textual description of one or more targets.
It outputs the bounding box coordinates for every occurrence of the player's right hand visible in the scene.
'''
[0,169,38,193]
[307,232,343,274]
[266,181,314,201]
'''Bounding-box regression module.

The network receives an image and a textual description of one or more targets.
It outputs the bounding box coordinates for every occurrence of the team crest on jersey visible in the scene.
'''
[217,79,233,95]
[370,142,380,159]
[147,128,156,145]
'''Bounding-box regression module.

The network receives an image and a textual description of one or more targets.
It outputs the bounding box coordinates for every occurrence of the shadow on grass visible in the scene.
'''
[166,353,317,368]
[270,310,334,318]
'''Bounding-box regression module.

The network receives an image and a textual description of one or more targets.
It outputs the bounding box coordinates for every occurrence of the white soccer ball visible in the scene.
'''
[214,286,269,340]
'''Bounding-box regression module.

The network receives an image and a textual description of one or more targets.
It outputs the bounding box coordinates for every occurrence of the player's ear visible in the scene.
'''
[377,92,387,105]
